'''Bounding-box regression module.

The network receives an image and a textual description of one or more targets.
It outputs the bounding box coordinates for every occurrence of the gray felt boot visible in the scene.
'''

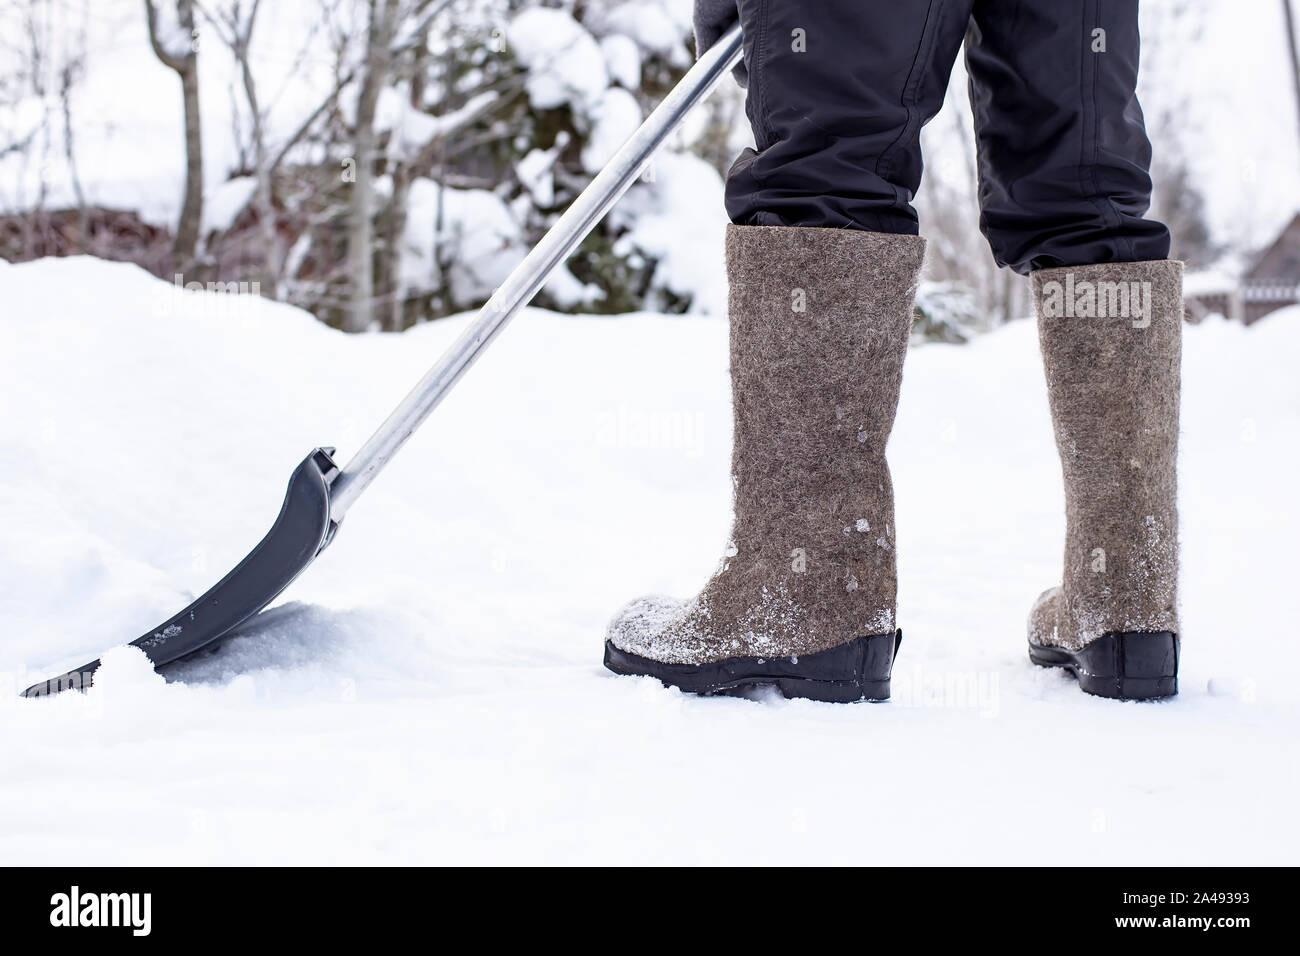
[604,224,925,701]
[1028,259,1183,699]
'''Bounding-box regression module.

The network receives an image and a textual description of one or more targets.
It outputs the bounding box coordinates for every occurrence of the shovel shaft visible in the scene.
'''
[329,26,744,521]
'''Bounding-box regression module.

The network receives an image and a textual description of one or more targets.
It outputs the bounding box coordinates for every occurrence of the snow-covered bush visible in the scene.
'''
[912,282,984,344]
[482,0,729,318]
[0,0,733,328]
[401,180,527,306]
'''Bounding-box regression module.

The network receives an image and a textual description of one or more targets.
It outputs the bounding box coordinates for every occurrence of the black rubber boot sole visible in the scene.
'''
[603,631,902,702]
[1028,630,1179,700]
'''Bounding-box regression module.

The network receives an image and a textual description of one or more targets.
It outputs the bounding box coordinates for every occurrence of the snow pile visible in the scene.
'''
[92,646,168,701]
[2,257,1298,864]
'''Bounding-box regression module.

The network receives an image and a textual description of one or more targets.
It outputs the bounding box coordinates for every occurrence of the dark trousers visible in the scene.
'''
[725,0,1171,274]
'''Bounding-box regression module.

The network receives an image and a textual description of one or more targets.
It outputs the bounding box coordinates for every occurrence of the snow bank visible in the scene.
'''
[2,256,1298,864]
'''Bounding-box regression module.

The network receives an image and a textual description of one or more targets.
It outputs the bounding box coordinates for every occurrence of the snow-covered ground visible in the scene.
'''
[1,256,1297,865]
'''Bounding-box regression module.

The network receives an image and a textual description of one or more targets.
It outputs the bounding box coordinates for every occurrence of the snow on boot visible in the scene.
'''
[1028,260,1183,699]
[604,224,925,702]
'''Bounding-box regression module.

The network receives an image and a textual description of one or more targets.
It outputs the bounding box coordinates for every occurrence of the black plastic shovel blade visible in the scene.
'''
[21,448,340,698]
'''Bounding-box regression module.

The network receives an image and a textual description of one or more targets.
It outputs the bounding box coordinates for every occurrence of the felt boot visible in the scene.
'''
[604,224,925,702]
[1028,260,1183,699]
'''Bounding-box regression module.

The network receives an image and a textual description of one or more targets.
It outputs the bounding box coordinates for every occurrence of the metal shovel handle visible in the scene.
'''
[328,25,745,521]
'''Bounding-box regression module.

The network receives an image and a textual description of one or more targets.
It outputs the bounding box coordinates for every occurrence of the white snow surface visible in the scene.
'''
[1,257,1297,865]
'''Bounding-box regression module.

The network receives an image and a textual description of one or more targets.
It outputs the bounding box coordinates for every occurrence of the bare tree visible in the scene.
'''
[1284,0,1300,153]
[0,1,94,259]
[378,27,429,332]
[202,20,359,268]
[1142,0,1217,266]
[343,0,399,333]
[145,0,203,273]
[192,0,470,321]
[58,54,89,249]
[372,0,458,331]
[199,0,281,295]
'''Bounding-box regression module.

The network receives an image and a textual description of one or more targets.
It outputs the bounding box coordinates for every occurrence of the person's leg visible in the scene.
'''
[605,1,975,700]
[968,0,1181,698]
[604,225,925,701]
[726,0,974,231]
[966,0,1170,272]
[1028,261,1182,699]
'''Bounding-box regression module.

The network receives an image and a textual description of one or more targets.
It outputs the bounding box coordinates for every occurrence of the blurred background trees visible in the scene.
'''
[1,0,1298,336]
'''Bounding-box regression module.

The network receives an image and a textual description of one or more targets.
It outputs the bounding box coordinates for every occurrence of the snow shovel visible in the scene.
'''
[21,27,745,698]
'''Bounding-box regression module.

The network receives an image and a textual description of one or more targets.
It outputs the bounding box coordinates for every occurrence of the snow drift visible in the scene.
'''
[0,257,1297,864]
